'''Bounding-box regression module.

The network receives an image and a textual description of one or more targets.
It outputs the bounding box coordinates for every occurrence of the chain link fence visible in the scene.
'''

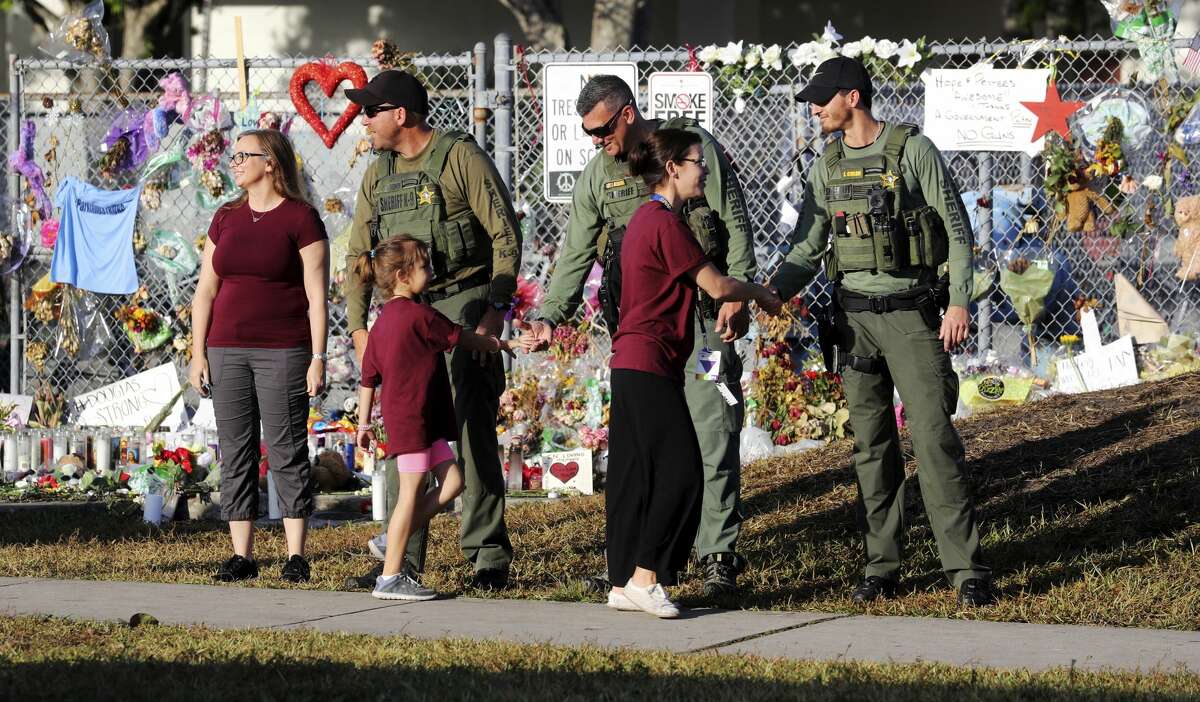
[501,36,1200,362]
[9,52,475,400]
[6,36,1200,397]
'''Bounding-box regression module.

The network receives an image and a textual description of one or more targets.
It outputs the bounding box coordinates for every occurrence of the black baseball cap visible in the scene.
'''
[345,70,429,114]
[796,57,873,106]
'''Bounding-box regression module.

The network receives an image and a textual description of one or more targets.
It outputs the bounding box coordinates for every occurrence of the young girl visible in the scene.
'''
[354,235,515,601]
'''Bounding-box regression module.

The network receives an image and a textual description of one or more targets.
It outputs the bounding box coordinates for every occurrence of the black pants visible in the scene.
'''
[209,346,314,521]
[606,369,703,587]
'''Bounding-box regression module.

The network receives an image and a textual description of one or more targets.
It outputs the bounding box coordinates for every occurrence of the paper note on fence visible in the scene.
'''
[922,66,1051,155]
[72,362,186,431]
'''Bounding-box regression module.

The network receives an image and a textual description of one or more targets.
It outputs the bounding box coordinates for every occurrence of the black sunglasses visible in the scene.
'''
[363,104,400,118]
[582,99,632,139]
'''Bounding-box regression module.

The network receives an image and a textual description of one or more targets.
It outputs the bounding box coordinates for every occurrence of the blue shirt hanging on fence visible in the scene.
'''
[50,177,141,295]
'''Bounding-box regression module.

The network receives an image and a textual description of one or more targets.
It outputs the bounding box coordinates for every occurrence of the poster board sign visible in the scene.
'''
[540,447,594,495]
[922,66,1051,155]
[542,62,638,202]
[647,71,714,131]
[72,362,186,430]
[1056,336,1140,394]
[0,394,35,424]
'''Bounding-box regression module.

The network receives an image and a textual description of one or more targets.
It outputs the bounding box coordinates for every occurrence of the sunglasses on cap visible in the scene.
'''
[362,104,401,118]
[582,99,632,139]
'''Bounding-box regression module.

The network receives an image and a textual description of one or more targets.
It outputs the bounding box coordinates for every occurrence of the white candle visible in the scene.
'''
[16,433,30,475]
[2,435,17,480]
[52,431,67,463]
[94,434,112,474]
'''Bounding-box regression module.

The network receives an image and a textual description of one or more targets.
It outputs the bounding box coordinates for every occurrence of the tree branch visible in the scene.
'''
[495,0,567,51]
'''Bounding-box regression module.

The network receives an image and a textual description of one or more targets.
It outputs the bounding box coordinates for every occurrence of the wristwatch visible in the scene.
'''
[311,352,328,361]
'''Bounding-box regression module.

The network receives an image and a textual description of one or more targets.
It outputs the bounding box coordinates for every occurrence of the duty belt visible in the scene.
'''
[837,286,932,314]
[423,269,491,303]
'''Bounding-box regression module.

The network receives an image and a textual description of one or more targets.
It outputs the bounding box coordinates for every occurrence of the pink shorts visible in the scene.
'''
[393,439,455,474]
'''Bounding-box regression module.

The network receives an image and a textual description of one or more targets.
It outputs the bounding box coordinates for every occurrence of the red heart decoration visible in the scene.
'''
[549,461,579,484]
[289,61,368,149]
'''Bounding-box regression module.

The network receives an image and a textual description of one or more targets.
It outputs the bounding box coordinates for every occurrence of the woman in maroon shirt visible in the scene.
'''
[188,129,329,584]
[605,129,781,618]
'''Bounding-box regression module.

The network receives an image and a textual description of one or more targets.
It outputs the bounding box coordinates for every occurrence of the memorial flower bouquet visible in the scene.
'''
[115,292,172,353]
[186,128,232,207]
[497,373,545,455]
[749,300,848,445]
[1086,117,1125,179]
[697,41,785,110]
[789,23,927,85]
[998,250,1057,367]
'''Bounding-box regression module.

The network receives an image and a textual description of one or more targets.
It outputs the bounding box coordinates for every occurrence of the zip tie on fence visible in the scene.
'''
[515,44,542,148]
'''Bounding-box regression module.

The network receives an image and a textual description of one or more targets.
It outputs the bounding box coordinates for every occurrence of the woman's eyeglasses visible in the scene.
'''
[362,104,400,118]
[678,157,707,168]
[229,151,267,166]
[581,99,632,138]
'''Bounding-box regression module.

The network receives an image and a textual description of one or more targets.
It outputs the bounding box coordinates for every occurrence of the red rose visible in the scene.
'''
[789,407,803,418]
[770,419,782,430]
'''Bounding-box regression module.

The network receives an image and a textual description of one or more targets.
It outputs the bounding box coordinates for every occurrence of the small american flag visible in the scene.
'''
[1184,32,1200,74]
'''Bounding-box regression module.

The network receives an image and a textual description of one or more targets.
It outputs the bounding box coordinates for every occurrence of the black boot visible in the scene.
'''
[701,553,747,598]
[957,578,997,607]
[851,576,898,604]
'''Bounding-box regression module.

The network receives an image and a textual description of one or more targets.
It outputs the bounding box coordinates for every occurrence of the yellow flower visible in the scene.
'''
[1060,334,1080,346]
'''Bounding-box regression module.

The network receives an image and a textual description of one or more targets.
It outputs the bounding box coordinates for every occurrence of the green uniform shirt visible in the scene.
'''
[344,130,522,333]
[771,122,974,307]
[538,122,757,326]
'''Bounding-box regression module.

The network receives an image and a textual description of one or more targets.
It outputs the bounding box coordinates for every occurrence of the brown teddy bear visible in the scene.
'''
[1064,170,1115,233]
[1174,194,1200,281]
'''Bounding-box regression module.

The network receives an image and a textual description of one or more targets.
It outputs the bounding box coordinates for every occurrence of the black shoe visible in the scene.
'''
[344,562,385,591]
[701,553,746,598]
[471,567,509,591]
[580,573,612,594]
[851,576,898,604]
[280,555,311,584]
[214,555,259,582]
[957,578,997,607]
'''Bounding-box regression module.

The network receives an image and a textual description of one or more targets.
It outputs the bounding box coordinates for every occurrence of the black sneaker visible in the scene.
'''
[344,562,385,591]
[701,553,747,597]
[214,555,258,582]
[471,567,509,591]
[280,555,311,584]
[957,578,997,607]
[851,576,898,604]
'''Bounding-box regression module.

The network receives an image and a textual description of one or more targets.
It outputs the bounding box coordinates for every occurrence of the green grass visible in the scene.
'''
[1,373,1198,630]
[1,615,1196,701]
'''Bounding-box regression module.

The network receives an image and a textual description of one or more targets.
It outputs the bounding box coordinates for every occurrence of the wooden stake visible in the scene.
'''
[234,16,248,111]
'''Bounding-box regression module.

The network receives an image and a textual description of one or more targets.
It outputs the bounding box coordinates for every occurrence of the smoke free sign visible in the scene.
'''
[647,72,713,132]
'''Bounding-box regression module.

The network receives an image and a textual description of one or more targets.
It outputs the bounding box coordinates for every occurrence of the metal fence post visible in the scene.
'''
[472,41,489,149]
[976,153,994,355]
[492,33,514,191]
[8,55,22,394]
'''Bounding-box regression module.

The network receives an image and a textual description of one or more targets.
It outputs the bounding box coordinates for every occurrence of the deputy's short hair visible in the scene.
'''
[576,75,635,117]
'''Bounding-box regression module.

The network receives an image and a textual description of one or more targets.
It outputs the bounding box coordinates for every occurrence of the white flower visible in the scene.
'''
[814,42,840,63]
[1143,174,1164,191]
[821,21,843,44]
[874,39,899,59]
[734,95,747,114]
[896,39,921,69]
[716,40,744,65]
[762,44,783,71]
[789,42,820,68]
[858,36,877,55]
[697,44,721,65]
[743,44,762,70]
[840,40,864,58]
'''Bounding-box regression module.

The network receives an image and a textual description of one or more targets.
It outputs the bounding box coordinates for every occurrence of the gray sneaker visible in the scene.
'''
[367,533,387,561]
[372,571,436,601]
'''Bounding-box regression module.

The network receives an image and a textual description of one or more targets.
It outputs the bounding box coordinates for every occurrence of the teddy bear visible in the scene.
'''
[1174,194,1200,281]
[1064,170,1115,233]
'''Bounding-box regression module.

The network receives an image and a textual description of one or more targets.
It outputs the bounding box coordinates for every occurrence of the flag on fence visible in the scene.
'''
[1184,32,1200,74]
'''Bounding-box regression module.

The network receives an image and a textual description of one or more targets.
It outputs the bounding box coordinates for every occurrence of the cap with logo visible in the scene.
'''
[344,70,430,114]
[796,57,873,106]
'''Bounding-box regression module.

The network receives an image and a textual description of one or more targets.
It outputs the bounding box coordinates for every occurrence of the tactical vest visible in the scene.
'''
[822,123,948,280]
[370,130,491,278]
[595,117,729,328]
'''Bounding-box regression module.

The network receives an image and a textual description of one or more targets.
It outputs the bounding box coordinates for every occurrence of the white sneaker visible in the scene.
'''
[623,582,680,618]
[606,590,641,612]
[367,533,387,561]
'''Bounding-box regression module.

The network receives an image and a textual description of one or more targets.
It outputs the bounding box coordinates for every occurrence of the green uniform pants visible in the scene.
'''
[383,283,513,574]
[683,316,744,559]
[837,306,989,588]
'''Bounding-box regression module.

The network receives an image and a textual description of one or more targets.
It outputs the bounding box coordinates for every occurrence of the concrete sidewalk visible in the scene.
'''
[2,576,1197,673]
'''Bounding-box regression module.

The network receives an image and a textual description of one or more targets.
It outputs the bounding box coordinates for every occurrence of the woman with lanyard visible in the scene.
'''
[604,128,782,618]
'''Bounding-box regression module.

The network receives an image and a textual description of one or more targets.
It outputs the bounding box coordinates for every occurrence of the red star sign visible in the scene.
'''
[1020,81,1084,142]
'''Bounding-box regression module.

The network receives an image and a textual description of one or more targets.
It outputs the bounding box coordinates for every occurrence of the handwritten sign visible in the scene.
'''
[922,66,1051,155]
[540,447,594,495]
[72,362,186,430]
[1056,336,1140,394]
[0,393,34,424]
[647,72,713,131]
[542,62,638,202]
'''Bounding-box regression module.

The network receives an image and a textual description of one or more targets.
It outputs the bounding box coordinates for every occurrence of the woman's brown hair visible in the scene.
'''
[352,235,431,294]
[627,128,702,188]
[224,129,308,208]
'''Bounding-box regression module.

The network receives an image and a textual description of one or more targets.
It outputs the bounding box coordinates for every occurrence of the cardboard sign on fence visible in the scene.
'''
[72,362,186,430]
[922,66,1051,155]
